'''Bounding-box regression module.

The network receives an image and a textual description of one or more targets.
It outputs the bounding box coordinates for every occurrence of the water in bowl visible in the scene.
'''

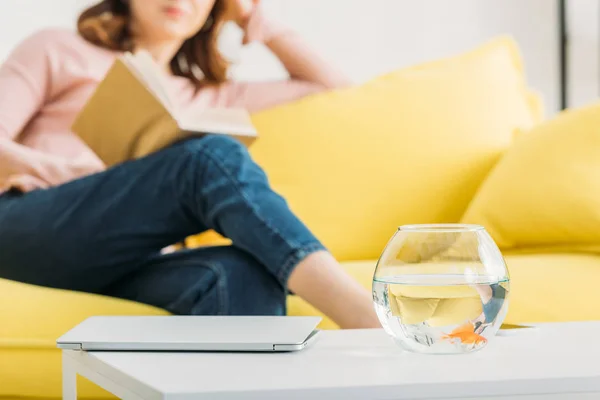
[373,274,509,354]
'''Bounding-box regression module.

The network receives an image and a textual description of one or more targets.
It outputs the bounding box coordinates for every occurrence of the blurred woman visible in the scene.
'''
[0,0,378,328]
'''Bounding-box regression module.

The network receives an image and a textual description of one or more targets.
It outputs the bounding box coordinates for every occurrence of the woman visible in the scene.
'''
[0,0,378,329]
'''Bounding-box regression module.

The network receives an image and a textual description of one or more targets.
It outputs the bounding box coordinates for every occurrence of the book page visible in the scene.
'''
[122,52,175,114]
[177,108,257,137]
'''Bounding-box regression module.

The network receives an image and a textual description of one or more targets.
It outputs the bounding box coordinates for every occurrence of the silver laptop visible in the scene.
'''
[57,316,322,352]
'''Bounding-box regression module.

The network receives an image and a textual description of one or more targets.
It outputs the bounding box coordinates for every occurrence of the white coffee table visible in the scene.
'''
[61,322,600,399]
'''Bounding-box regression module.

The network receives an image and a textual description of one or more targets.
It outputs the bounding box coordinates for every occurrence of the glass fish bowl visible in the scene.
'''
[372,224,510,354]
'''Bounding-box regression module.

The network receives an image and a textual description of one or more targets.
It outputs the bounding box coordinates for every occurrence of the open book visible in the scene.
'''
[71,51,257,167]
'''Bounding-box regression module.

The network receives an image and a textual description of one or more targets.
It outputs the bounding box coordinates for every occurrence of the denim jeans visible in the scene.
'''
[0,135,326,316]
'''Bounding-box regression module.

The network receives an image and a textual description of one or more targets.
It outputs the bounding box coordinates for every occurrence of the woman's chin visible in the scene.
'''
[155,23,199,41]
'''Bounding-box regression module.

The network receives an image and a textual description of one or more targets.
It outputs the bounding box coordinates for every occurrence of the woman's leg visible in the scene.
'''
[0,135,378,328]
[103,246,286,316]
[174,136,377,328]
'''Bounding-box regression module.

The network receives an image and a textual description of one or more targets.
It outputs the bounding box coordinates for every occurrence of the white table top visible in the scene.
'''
[73,322,600,399]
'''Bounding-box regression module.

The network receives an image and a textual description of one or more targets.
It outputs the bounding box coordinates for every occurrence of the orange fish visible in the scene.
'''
[442,321,487,345]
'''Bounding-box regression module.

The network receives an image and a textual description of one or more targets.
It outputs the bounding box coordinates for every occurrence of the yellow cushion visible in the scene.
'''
[502,253,600,323]
[462,102,600,251]
[188,36,539,260]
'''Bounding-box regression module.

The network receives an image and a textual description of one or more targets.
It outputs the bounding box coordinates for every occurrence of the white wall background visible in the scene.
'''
[567,0,600,109]
[0,0,576,114]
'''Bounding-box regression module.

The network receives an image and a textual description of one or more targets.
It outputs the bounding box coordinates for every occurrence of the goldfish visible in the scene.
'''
[442,321,487,345]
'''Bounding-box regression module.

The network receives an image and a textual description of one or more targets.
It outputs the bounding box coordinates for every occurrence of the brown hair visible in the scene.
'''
[77,0,229,87]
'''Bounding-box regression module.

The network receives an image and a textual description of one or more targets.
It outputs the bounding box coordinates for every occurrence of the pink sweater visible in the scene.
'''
[0,28,322,191]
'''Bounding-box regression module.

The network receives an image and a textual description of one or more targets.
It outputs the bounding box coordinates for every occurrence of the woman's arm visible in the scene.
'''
[226,0,352,89]
[0,33,61,182]
[0,33,51,143]
[245,7,352,90]
[0,31,102,191]
[223,1,352,111]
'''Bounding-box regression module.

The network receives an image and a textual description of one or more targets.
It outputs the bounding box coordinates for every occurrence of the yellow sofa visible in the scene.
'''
[3,36,599,399]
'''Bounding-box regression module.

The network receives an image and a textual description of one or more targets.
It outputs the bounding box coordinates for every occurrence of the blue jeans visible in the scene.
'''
[0,136,325,315]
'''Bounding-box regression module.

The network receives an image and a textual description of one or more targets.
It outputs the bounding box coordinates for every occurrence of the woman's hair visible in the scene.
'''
[77,0,229,87]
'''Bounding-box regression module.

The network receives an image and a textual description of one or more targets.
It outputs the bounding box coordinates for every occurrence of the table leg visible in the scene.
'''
[62,351,78,400]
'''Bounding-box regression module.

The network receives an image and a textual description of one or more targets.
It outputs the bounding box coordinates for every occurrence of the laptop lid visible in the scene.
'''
[57,316,322,352]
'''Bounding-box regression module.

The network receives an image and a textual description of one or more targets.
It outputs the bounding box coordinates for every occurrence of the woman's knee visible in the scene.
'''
[181,247,286,316]
[182,135,251,165]
[223,248,286,316]
[180,136,268,185]
[165,262,229,316]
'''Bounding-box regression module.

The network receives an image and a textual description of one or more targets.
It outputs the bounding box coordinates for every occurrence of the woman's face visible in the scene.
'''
[129,0,217,42]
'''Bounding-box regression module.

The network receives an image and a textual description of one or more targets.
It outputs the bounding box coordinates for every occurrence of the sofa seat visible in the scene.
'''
[2,252,600,399]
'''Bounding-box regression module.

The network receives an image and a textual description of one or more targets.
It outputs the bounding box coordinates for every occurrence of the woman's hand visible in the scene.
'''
[224,0,258,27]
[68,156,106,181]
[224,0,282,44]
[3,174,49,193]
[44,156,106,187]
[5,156,106,193]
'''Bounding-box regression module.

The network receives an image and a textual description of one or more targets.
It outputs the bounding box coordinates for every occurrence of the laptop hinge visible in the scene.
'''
[59,342,83,350]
